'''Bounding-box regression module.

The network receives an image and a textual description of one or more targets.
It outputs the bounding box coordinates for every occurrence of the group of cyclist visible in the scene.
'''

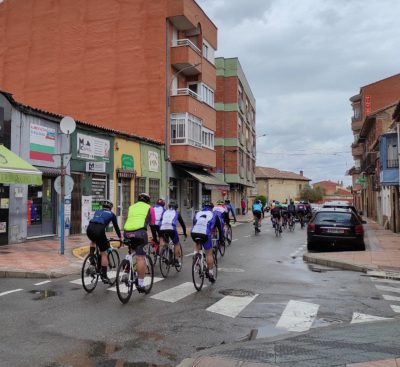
[251,199,312,233]
[86,194,237,288]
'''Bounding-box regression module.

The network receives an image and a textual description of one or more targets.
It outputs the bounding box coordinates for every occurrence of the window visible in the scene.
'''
[387,136,399,168]
[149,178,160,204]
[201,127,214,149]
[171,113,202,147]
[354,133,359,143]
[201,83,214,107]
[353,104,361,119]
[202,39,215,64]
[135,177,146,201]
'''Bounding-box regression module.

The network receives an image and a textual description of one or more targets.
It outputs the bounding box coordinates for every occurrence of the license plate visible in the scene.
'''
[326,228,344,234]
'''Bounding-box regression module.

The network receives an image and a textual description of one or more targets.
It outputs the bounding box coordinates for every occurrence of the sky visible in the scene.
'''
[197,0,400,186]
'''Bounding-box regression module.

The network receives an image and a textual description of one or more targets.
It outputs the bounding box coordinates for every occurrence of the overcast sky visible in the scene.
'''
[197,0,400,186]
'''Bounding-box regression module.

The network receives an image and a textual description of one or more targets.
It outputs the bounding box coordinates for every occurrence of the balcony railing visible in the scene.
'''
[387,159,399,168]
[172,88,201,101]
[172,39,201,54]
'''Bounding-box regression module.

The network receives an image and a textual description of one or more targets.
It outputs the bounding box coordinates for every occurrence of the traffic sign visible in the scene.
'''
[54,175,74,195]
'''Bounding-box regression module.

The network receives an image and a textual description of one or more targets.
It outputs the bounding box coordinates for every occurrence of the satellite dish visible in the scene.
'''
[60,116,76,135]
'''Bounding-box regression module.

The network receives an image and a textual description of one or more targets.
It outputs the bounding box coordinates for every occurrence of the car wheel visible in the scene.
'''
[355,242,365,251]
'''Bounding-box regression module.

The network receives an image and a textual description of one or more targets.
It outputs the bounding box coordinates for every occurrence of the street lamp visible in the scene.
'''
[165,62,201,202]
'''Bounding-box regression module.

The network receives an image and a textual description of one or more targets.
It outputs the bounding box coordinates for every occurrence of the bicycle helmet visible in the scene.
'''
[168,201,178,210]
[102,199,113,209]
[156,198,165,207]
[216,199,224,205]
[138,193,150,203]
[224,199,231,204]
[202,201,214,210]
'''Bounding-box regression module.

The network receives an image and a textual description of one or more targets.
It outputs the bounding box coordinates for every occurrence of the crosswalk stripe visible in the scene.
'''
[206,294,258,318]
[375,285,400,294]
[370,278,400,285]
[0,289,23,297]
[391,305,400,313]
[382,294,400,302]
[275,300,319,332]
[34,280,51,286]
[151,282,200,303]
[351,312,392,324]
[107,277,163,293]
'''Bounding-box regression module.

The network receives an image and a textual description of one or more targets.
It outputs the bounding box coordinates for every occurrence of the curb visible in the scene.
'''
[302,254,375,273]
[72,246,89,259]
[0,270,69,279]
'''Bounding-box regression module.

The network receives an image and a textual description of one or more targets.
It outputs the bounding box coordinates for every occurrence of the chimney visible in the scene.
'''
[300,170,303,176]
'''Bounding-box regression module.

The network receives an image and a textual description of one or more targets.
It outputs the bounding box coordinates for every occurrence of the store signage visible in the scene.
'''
[86,161,106,173]
[356,176,366,185]
[148,151,159,172]
[77,133,110,162]
[29,123,56,163]
[121,154,134,170]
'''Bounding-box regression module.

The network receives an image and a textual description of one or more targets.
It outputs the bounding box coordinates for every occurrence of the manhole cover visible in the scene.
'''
[29,289,58,300]
[219,289,255,297]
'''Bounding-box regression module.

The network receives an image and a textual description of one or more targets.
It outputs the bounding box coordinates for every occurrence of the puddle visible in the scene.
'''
[29,289,58,300]
[219,289,255,297]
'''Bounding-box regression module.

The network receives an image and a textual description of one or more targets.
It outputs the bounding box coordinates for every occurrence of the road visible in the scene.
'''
[0,219,399,366]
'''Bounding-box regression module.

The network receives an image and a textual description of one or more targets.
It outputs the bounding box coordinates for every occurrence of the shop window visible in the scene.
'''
[135,176,146,201]
[149,178,160,204]
[91,175,108,211]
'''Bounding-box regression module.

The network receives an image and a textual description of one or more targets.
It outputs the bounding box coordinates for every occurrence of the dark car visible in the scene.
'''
[322,201,365,223]
[307,208,365,251]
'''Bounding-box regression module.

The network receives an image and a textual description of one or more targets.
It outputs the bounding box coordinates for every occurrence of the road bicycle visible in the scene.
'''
[224,221,233,246]
[288,214,295,231]
[192,237,218,291]
[253,218,261,235]
[282,215,288,231]
[147,238,160,267]
[272,218,282,237]
[81,238,121,293]
[212,227,225,258]
[159,233,183,278]
[115,239,154,304]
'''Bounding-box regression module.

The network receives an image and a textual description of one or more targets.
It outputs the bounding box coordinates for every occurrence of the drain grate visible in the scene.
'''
[219,289,255,297]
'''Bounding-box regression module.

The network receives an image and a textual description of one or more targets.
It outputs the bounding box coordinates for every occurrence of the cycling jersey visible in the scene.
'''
[153,204,165,226]
[89,209,121,237]
[160,209,187,238]
[87,209,121,251]
[191,210,216,251]
[252,203,263,213]
[124,202,154,232]
[225,203,237,221]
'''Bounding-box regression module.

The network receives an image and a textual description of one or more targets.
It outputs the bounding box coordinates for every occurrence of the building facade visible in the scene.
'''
[213,57,256,211]
[255,167,311,204]
[0,0,226,221]
[312,180,353,204]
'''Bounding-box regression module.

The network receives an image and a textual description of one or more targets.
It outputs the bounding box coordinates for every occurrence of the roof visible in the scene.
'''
[313,180,338,187]
[0,91,163,146]
[255,166,310,181]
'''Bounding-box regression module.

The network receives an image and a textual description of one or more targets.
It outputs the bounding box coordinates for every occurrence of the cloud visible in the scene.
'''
[197,0,400,184]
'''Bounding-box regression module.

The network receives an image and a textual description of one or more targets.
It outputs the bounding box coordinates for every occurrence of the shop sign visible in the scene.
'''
[86,161,106,173]
[29,123,56,163]
[356,176,366,185]
[121,154,134,170]
[148,151,159,172]
[77,133,110,162]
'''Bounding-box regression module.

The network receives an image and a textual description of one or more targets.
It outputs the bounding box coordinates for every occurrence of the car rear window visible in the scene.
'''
[314,212,354,225]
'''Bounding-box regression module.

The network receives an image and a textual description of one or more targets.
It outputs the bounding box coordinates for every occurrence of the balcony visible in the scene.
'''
[361,152,377,174]
[173,88,201,101]
[239,165,245,179]
[351,143,363,157]
[351,118,363,132]
[171,39,201,75]
[170,145,215,167]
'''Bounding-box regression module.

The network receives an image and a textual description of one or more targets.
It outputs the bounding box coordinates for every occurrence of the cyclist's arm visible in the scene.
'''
[111,213,122,238]
[149,207,156,226]
[178,213,187,237]
[229,205,237,221]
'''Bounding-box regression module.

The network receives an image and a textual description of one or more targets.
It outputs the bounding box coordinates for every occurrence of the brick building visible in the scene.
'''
[0,0,226,219]
[312,180,352,204]
[213,57,256,210]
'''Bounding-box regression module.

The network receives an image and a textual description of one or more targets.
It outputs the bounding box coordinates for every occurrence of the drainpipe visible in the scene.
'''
[397,121,400,232]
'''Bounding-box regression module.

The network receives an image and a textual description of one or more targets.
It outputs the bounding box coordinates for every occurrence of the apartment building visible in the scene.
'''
[213,57,256,210]
[348,73,400,211]
[0,0,224,220]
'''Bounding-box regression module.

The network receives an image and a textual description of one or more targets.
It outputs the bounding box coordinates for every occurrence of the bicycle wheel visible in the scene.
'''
[174,243,183,272]
[213,250,218,280]
[148,242,158,267]
[218,239,226,257]
[159,246,171,278]
[192,252,204,291]
[116,259,133,304]
[107,249,120,286]
[81,253,99,293]
[225,226,232,246]
[143,254,154,294]
[275,224,279,237]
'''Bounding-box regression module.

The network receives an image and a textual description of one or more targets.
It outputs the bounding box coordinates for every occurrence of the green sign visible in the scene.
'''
[121,154,134,170]
[356,176,366,184]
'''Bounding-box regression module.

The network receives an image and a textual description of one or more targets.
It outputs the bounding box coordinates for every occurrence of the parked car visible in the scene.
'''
[322,201,365,223]
[307,207,365,251]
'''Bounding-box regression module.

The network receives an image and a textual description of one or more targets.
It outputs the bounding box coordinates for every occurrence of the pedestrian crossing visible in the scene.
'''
[370,277,400,314]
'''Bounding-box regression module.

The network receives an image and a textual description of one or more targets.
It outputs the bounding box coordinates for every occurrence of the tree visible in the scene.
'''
[254,195,267,208]
[300,185,324,202]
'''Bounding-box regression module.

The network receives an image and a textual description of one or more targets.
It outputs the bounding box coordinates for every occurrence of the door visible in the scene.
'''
[117,178,131,226]
[0,185,9,245]
[71,173,83,235]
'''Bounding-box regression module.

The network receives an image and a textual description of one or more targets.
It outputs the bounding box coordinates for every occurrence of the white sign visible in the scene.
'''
[148,151,159,172]
[54,175,74,195]
[86,161,106,173]
[77,133,110,161]
[81,196,93,233]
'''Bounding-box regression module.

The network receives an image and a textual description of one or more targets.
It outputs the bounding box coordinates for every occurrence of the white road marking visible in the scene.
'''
[351,312,392,324]
[207,294,258,318]
[151,282,200,302]
[108,276,163,293]
[375,285,400,294]
[275,300,319,332]
[218,267,245,273]
[370,278,400,285]
[0,289,23,297]
[243,235,251,238]
[390,305,400,313]
[382,294,400,302]
[232,239,238,242]
[34,280,52,286]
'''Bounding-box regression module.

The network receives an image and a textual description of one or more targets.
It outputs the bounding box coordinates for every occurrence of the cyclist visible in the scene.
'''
[271,202,283,232]
[123,193,155,293]
[150,198,165,247]
[212,200,227,245]
[281,204,289,228]
[224,199,237,226]
[86,200,122,283]
[159,201,187,267]
[252,199,263,232]
[287,200,296,225]
[296,201,307,228]
[191,202,217,283]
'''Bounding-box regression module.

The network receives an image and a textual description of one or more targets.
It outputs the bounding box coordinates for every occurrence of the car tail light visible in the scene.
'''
[308,223,316,233]
[355,224,364,235]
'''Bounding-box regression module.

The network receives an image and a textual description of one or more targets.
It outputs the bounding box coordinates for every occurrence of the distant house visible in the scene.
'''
[312,180,353,204]
[254,166,311,203]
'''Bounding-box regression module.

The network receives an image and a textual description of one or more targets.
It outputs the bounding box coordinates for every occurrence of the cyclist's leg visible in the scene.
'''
[134,230,148,291]
[150,224,159,244]
[172,229,182,264]
[202,234,215,280]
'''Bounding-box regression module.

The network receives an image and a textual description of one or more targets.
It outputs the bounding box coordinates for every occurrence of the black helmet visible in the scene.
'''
[224,199,231,204]
[102,199,113,209]
[138,193,150,203]
[168,201,178,210]
[202,201,214,210]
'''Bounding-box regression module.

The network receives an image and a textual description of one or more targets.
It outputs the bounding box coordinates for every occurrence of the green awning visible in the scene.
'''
[0,145,42,185]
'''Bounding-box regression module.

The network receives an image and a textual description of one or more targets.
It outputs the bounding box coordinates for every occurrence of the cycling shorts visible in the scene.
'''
[124,228,147,256]
[86,222,109,252]
[253,211,261,220]
[160,229,180,245]
[272,213,281,220]
[191,232,212,251]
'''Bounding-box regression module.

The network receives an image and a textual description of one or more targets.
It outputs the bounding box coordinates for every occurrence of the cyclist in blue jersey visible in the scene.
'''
[212,200,227,244]
[252,199,263,232]
[86,200,121,283]
[150,198,165,245]
[224,199,237,226]
[191,202,217,283]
